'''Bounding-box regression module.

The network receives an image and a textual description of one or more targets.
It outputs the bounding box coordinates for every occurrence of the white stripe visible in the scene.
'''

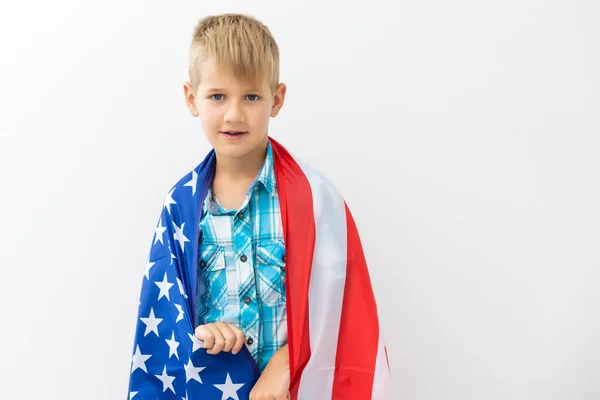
[295,159,347,400]
[371,332,394,399]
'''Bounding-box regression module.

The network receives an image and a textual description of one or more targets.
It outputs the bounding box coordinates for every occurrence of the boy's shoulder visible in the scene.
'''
[161,149,342,214]
[162,150,216,205]
[284,155,346,221]
[292,157,339,197]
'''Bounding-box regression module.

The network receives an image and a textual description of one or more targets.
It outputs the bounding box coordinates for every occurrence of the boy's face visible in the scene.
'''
[184,57,286,160]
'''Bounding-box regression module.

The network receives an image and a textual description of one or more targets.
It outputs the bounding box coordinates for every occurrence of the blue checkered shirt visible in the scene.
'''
[196,140,287,372]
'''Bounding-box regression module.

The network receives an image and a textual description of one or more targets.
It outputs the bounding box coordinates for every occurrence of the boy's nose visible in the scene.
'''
[224,103,245,124]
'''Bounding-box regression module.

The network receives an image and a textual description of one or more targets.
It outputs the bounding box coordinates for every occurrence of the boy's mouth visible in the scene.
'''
[220,130,248,139]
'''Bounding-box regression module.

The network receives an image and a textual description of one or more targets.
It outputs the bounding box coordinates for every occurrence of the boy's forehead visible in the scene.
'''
[198,58,269,91]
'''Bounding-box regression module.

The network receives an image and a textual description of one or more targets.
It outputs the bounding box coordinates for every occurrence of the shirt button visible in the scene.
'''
[247,337,254,345]
[282,255,286,262]
[200,260,206,268]
[244,297,251,304]
[240,254,248,262]
[238,212,244,219]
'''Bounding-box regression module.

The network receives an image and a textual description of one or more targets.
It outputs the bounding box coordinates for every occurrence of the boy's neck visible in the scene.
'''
[213,138,269,183]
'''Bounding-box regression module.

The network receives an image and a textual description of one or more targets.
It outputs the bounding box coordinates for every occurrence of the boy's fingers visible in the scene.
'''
[229,324,246,355]
[195,323,246,355]
[205,324,225,354]
[194,325,214,349]
[214,322,236,352]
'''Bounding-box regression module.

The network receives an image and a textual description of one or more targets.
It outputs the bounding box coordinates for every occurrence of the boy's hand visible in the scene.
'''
[194,322,246,355]
[250,344,291,400]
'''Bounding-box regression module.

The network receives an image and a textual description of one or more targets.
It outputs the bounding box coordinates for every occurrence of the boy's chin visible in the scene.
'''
[213,137,266,158]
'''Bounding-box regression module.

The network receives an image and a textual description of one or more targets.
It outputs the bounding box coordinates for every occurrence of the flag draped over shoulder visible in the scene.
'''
[127,137,392,399]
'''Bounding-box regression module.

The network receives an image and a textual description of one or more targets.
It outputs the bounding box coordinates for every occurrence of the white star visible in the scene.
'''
[214,373,245,400]
[184,357,206,383]
[181,393,188,400]
[131,345,151,373]
[155,272,174,301]
[188,332,204,352]
[163,188,177,215]
[174,303,185,323]
[184,170,198,196]
[140,308,163,337]
[165,331,180,360]
[155,366,176,393]
[173,221,190,252]
[176,277,188,299]
[143,258,156,280]
[154,218,167,245]
[129,391,138,399]
[169,245,177,265]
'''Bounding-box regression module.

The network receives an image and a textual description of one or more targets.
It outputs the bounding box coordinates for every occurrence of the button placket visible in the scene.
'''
[231,203,259,349]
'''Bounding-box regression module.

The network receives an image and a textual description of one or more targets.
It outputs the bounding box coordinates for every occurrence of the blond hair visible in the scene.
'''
[188,13,280,93]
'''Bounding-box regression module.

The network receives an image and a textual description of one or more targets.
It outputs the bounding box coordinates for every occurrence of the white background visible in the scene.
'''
[1,0,599,399]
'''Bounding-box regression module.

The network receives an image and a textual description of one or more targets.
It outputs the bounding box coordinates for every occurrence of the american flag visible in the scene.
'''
[127,137,392,399]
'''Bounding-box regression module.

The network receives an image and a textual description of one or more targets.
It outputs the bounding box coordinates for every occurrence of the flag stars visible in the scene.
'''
[173,221,190,252]
[174,303,185,323]
[184,170,198,196]
[140,308,163,337]
[155,366,176,393]
[165,331,180,360]
[176,277,188,299]
[214,373,245,400]
[169,245,177,265]
[155,272,174,301]
[163,188,177,215]
[143,258,155,280]
[184,358,206,384]
[188,332,204,352]
[154,218,167,245]
[131,345,151,373]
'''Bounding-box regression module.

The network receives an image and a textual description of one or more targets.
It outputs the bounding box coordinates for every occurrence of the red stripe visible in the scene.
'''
[270,137,315,398]
[332,203,380,398]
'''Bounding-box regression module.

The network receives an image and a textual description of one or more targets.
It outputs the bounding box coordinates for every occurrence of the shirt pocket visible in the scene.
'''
[199,243,228,311]
[255,239,287,308]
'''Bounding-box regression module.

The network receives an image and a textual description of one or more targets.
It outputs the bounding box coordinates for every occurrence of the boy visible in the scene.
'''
[128,13,392,400]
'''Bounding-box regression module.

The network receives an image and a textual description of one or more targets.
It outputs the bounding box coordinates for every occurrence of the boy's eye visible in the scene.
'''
[246,94,260,101]
[211,94,224,101]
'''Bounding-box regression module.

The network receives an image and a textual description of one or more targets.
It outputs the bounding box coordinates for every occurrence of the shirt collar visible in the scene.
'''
[254,139,277,197]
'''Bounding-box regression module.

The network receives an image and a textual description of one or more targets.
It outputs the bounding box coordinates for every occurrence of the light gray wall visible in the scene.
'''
[1,0,599,398]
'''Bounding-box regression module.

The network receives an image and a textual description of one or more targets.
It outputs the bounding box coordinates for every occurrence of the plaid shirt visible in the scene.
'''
[196,140,287,372]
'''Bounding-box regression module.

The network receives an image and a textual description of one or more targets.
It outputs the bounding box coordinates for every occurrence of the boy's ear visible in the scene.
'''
[270,83,287,118]
[183,81,199,117]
